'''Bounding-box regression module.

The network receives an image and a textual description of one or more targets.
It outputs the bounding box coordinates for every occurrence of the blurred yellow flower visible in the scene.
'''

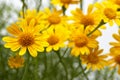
[109,54,120,74]
[109,29,120,74]
[43,8,68,29]
[110,29,120,56]
[108,0,120,7]
[51,0,79,8]
[2,20,48,57]
[43,27,70,52]
[95,1,120,26]
[69,26,98,56]
[19,9,45,26]
[81,47,107,70]
[71,5,102,29]
[8,55,24,69]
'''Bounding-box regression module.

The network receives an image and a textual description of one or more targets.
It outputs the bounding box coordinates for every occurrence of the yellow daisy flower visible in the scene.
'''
[8,55,24,69]
[2,20,48,57]
[19,9,45,26]
[81,47,107,70]
[71,4,102,29]
[42,8,68,29]
[109,54,120,74]
[108,0,120,7]
[109,29,120,74]
[43,27,70,52]
[51,0,79,8]
[69,26,98,56]
[110,29,120,56]
[95,1,120,26]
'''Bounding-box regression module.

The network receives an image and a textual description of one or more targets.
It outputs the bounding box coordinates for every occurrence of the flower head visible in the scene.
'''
[95,1,120,26]
[69,26,98,56]
[109,29,120,74]
[19,9,45,26]
[8,55,24,69]
[43,8,68,29]
[81,47,108,70]
[51,0,79,8]
[2,20,48,57]
[43,27,70,52]
[71,5,102,28]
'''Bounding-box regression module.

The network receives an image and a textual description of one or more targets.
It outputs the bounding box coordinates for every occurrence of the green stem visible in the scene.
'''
[21,0,27,18]
[80,0,83,10]
[62,6,66,15]
[87,20,106,36]
[37,0,42,11]
[109,68,116,80]
[21,54,29,80]
[79,58,89,80]
[55,51,68,80]
[42,53,47,79]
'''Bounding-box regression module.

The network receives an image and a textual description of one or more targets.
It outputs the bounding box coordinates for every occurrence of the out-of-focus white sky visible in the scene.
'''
[0,0,118,53]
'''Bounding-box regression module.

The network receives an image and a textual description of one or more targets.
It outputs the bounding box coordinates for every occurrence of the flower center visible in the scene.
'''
[18,33,35,47]
[48,14,61,24]
[80,15,95,26]
[60,0,71,4]
[47,35,59,45]
[104,8,116,19]
[115,55,120,64]
[75,35,88,47]
[88,55,99,64]
[115,0,120,5]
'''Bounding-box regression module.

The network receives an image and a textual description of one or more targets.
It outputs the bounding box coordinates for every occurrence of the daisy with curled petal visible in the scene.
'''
[2,20,48,57]
[8,55,24,69]
[69,26,98,56]
[43,26,70,52]
[108,29,120,74]
[80,47,108,70]
[110,29,120,56]
[42,8,68,29]
[108,0,120,7]
[108,53,120,74]
[95,1,120,26]
[19,9,45,26]
[51,0,80,8]
[71,4,102,29]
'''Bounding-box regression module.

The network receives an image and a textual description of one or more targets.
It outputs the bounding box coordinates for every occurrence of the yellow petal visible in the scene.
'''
[28,46,37,57]
[109,20,114,26]
[19,47,26,56]
[113,34,120,42]
[29,19,35,28]
[2,37,18,42]
[53,46,59,51]
[46,46,52,52]
[32,44,44,52]
[115,19,120,26]
[11,44,20,51]
[7,24,21,36]
[4,42,19,48]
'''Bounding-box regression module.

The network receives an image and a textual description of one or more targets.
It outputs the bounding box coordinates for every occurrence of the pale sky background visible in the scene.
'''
[0,0,118,54]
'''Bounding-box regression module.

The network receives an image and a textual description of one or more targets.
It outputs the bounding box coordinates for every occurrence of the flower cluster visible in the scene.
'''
[2,0,120,74]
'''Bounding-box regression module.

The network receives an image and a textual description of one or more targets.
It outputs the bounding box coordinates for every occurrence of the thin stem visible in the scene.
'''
[79,58,89,80]
[62,48,70,57]
[87,20,106,36]
[55,51,68,80]
[80,0,83,10]
[62,6,66,15]
[21,0,27,18]
[21,53,30,80]
[42,53,47,79]
[109,68,116,80]
[37,0,42,11]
